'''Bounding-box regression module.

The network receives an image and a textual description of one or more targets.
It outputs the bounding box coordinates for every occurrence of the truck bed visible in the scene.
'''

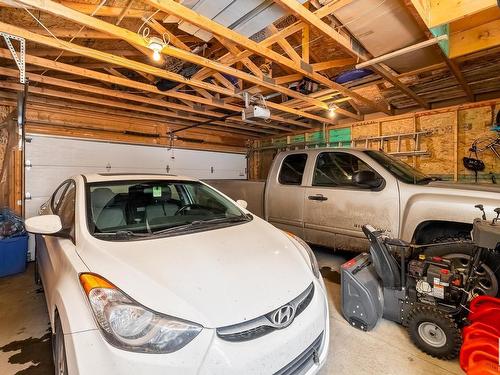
[204,179,266,218]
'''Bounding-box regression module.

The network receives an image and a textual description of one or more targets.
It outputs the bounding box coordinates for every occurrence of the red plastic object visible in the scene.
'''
[463,329,499,343]
[470,296,500,313]
[460,337,499,371]
[467,351,500,375]
[468,307,500,327]
[463,322,500,338]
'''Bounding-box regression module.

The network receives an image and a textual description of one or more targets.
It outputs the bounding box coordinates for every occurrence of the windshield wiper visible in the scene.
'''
[94,230,150,239]
[151,215,250,236]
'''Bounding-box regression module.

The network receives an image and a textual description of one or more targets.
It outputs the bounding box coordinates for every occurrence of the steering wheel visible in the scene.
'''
[174,204,212,216]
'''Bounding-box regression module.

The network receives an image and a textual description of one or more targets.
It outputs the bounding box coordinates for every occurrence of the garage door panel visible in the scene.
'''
[25,166,107,198]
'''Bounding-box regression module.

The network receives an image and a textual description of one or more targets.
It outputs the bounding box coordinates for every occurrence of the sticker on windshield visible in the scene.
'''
[153,186,162,197]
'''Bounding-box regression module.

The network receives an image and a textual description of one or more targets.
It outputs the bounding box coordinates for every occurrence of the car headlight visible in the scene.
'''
[285,232,320,279]
[79,273,202,353]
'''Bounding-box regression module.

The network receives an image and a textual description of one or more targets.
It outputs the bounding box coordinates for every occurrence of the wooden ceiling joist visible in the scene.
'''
[0,0,165,19]
[274,0,429,109]
[142,0,386,115]
[10,0,353,121]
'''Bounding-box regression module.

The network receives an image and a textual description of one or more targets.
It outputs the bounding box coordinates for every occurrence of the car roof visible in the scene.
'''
[81,173,199,183]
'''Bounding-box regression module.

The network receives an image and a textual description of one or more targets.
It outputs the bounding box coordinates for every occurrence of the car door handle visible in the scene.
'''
[308,194,328,201]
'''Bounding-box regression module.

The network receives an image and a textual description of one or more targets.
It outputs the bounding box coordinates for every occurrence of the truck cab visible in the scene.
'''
[266,148,400,252]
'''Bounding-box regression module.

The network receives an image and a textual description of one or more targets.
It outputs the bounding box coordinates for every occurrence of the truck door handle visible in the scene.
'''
[308,194,328,201]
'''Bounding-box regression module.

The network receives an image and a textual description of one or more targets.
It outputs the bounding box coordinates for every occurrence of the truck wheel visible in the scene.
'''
[425,237,499,297]
[406,306,461,360]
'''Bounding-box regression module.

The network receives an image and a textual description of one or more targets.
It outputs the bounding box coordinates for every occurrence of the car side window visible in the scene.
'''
[278,154,308,185]
[51,181,70,212]
[56,181,76,242]
[312,152,379,187]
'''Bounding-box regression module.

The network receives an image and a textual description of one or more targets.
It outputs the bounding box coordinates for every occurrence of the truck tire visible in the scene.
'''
[425,236,499,297]
[406,305,461,360]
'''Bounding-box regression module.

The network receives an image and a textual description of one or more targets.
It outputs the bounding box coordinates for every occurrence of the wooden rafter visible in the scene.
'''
[0,48,313,130]
[142,0,387,115]
[403,0,475,102]
[274,0,429,109]
[6,0,356,121]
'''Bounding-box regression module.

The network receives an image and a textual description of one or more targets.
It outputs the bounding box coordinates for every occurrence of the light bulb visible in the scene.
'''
[152,50,161,62]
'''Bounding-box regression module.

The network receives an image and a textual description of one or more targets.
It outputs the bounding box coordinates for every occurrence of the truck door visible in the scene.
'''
[303,151,399,251]
[266,152,308,238]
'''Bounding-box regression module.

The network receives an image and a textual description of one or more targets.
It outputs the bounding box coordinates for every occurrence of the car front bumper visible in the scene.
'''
[64,282,329,375]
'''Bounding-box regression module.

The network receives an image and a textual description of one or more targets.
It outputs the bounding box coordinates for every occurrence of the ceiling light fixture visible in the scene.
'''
[147,36,165,62]
[328,104,338,118]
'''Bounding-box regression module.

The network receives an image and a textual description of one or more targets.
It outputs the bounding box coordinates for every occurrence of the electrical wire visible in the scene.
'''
[23,0,109,80]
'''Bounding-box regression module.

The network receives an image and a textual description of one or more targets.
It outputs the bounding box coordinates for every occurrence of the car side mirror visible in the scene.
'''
[25,215,62,234]
[353,170,383,189]
[236,199,248,209]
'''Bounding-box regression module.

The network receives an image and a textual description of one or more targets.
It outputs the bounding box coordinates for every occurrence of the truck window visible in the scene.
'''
[279,154,308,185]
[313,152,378,187]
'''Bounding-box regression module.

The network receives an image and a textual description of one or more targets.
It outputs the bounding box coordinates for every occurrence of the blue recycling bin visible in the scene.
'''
[0,234,28,277]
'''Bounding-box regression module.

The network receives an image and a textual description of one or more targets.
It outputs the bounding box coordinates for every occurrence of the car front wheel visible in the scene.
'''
[53,314,68,375]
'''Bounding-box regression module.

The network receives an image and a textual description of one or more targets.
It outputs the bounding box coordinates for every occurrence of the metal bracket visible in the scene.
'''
[1,32,26,84]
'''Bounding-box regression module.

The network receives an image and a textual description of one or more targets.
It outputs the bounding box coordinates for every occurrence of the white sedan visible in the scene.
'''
[26,174,329,375]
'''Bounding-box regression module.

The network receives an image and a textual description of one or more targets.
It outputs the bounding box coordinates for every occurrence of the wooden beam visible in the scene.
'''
[404,0,475,102]
[0,49,311,130]
[142,0,386,115]
[302,24,310,63]
[6,0,353,120]
[269,25,302,65]
[115,0,134,26]
[213,36,263,79]
[449,19,500,58]
[312,58,356,72]
[275,0,428,109]
[411,0,498,29]
[144,18,191,51]
[0,48,240,114]
[24,27,116,39]
[0,0,165,19]
[0,21,237,95]
[0,66,222,118]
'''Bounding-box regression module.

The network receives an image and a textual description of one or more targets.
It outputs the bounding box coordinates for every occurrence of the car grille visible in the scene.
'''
[216,283,315,342]
[274,332,324,375]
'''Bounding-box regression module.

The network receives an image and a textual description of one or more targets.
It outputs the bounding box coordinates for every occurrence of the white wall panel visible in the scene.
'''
[24,135,246,258]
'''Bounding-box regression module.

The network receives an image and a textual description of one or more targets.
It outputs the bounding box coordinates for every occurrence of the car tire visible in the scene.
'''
[53,314,69,375]
[406,305,461,360]
[424,236,500,297]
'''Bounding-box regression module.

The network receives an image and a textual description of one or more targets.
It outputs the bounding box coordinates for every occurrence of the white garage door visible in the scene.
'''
[24,135,247,258]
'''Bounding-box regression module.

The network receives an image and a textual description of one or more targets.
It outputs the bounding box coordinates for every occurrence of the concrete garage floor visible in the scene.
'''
[0,249,462,375]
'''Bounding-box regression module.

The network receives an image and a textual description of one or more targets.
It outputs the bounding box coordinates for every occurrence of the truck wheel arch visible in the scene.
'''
[412,220,473,245]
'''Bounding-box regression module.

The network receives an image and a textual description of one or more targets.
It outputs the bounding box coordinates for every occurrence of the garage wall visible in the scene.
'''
[252,99,500,183]
[25,134,247,218]
[24,135,247,259]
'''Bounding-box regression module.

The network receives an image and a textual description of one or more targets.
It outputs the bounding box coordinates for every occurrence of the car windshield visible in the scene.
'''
[364,150,435,185]
[87,180,250,240]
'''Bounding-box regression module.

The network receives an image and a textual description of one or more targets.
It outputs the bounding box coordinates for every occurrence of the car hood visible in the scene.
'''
[77,218,313,328]
[427,181,500,194]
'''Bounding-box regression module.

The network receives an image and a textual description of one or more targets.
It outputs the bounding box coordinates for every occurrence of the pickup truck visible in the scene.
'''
[207,148,500,296]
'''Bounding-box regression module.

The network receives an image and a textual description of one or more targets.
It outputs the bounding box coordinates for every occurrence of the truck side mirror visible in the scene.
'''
[353,170,383,189]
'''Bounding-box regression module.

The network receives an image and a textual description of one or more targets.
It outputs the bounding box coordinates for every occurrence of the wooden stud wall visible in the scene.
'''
[253,99,500,182]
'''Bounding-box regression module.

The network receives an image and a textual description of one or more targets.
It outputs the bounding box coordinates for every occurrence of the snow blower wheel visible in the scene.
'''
[406,306,462,359]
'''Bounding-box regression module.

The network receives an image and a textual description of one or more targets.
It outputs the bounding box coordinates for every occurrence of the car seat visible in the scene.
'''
[145,187,180,224]
[91,188,126,231]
